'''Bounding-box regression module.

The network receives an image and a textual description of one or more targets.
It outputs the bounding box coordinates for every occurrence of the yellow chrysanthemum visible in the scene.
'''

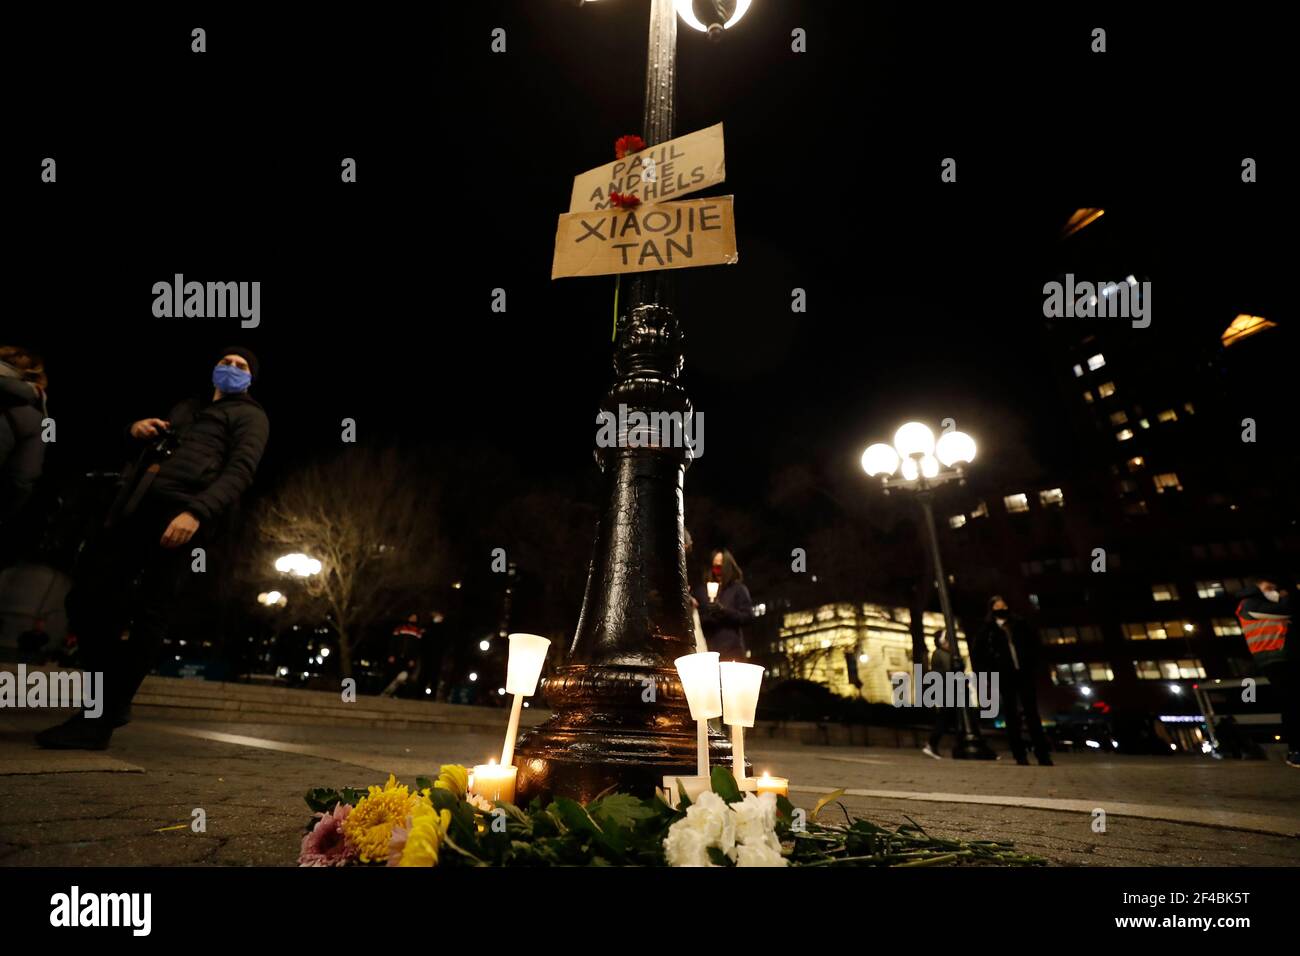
[433,764,469,799]
[343,774,422,863]
[399,809,452,867]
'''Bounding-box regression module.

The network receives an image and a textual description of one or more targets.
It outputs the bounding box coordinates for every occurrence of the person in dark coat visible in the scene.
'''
[38,347,269,750]
[923,630,962,759]
[973,594,1054,766]
[693,549,753,662]
[1235,576,1298,767]
[0,345,48,532]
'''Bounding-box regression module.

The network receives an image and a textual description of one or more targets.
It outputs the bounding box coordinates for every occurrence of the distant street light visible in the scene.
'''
[257,590,287,608]
[862,421,993,760]
[274,553,322,577]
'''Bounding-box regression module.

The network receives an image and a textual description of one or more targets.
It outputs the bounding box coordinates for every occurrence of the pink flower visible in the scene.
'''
[299,803,357,867]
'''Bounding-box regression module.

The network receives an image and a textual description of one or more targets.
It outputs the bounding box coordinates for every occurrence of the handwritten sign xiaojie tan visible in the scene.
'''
[551,196,738,280]
[568,123,726,213]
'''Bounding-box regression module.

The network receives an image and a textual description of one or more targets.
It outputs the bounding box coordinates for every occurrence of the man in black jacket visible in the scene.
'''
[38,347,269,749]
[973,595,1054,766]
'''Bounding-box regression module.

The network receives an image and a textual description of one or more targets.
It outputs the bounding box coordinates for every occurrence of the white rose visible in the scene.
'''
[684,791,737,851]
[735,842,788,867]
[733,792,780,852]
[665,819,715,867]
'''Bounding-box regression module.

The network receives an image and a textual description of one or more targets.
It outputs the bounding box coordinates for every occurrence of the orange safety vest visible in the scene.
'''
[1236,599,1289,664]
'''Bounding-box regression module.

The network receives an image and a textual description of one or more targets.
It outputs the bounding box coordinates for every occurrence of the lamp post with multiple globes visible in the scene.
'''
[861,423,996,760]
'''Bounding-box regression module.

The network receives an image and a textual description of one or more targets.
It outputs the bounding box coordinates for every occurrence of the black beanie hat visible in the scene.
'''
[216,346,260,380]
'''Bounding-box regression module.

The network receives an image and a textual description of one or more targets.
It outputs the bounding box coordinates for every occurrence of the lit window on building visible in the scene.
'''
[1135,659,1203,680]
[1080,626,1103,642]
[1003,493,1030,513]
[970,500,988,519]
[1042,628,1078,645]
[1157,409,1178,423]
[1087,353,1106,371]
[1116,428,1134,441]
[1039,488,1065,508]
[1125,622,1179,640]
[1052,663,1090,685]
[1138,418,1150,429]
[1220,314,1277,347]
[1126,456,1144,471]
[948,514,967,529]
[1153,473,1183,493]
[1109,410,1129,425]
[1151,583,1179,602]
[1090,664,1114,681]
[1082,390,1094,404]
[1098,381,1116,398]
[1212,617,1243,637]
[1072,364,1084,377]
[1196,581,1225,599]
[1125,500,1149,515]
[1183,402,1195,415]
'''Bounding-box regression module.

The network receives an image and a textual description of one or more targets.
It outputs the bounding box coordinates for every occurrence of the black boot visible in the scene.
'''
[35,713,115,750]
[1035,750,1055,766]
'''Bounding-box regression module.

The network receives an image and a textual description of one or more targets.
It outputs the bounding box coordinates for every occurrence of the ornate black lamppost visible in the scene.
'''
[514,0,752,803]
[861,423,998,760]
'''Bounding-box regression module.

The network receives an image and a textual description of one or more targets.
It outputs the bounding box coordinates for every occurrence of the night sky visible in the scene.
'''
[10,3,1289,599]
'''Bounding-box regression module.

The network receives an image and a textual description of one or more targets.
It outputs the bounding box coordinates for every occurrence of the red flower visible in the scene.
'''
[609,192,641,210]
[615,135,645,159]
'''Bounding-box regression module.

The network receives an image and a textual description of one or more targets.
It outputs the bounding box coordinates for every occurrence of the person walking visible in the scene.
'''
[1236,575,1298,768]
[37,347,269,750]
[974,595,1053,766]
[0,345,49,535]
[922,630,961,760]
[382,613,425,697]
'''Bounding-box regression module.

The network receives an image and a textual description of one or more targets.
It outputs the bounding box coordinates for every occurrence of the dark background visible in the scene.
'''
[7,2,1291,638]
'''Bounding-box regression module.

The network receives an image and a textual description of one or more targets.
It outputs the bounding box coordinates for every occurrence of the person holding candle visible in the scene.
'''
[694,549,753,663]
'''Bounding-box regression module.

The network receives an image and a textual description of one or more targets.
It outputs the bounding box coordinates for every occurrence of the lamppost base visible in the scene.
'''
[513,663,744,804]
[951,734,999,760]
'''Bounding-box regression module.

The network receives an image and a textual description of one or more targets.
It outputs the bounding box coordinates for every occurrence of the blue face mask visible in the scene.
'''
[213,364,252,394]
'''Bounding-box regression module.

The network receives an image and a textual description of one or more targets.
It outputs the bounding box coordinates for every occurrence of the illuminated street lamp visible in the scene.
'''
[274,553,322,578]
[862,422,994,760]
[256,590,287,608]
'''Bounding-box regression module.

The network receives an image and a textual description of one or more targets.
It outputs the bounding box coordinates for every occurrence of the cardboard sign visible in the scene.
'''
[568,123,726,213]
[551,196,738,279]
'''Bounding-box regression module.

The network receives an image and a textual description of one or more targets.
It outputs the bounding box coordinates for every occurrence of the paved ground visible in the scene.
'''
[1,713,1297,866]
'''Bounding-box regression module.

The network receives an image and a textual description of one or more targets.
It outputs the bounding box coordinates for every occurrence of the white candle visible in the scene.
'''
[470,761,517,804]
[500,633,550,768]
[675,652,722,776]
[720,662,764,784]
[754,772,788,797]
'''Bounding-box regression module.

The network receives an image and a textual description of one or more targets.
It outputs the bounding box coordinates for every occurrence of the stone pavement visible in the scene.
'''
[1,713,1297,866]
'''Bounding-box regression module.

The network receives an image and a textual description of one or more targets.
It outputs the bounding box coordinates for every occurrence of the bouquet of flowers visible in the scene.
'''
[299,766,1044,868]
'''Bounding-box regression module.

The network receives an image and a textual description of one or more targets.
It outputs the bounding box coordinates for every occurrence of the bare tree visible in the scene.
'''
[257,448,445,678]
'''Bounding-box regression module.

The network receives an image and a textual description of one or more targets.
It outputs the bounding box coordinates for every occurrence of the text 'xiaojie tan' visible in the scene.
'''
[551,196,738,279]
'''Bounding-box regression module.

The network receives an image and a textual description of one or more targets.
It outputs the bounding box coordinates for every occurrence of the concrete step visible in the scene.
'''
[1,665,551,732]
